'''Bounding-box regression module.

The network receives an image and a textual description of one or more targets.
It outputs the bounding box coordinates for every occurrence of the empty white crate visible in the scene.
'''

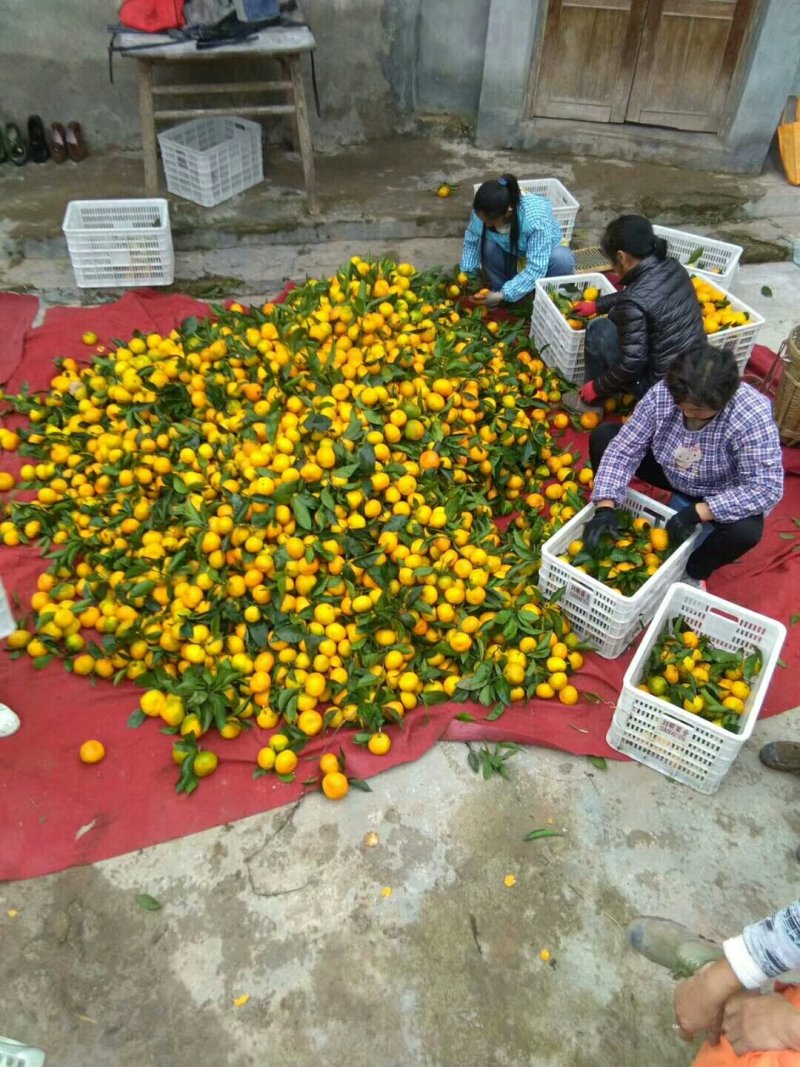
[689,271,765,373]
[472,178,580,242]
[654,225,743,289]
[62,199,173,289]
[608,583,786,794]
[530,273,617,383]
[538,489,700,659]
[158,116,263,208]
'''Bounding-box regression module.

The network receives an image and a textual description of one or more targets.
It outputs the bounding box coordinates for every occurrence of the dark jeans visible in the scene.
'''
[584,317,646,398]
[482,239,576,295]
[589,422,764,581]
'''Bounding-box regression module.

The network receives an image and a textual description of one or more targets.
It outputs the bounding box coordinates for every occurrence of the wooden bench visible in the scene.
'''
[118,21,318,214]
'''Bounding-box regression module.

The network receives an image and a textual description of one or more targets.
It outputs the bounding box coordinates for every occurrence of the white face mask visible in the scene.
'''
[493,223,511,235]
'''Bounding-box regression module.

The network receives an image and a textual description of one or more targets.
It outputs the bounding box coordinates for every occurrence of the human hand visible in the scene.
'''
[723,991,800,1054]
[582,506,619,550]
[666,504,701,548]
[579,380,600,405]
[674,958,742,1042]
[478,290,503,308]
[575,300,597,317]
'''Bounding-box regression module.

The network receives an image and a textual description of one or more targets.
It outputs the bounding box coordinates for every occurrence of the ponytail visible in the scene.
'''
[652,235,668,260]
[474,172,521,256]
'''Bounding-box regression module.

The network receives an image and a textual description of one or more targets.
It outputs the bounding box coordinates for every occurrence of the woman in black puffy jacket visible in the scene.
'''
[563,215,706,414]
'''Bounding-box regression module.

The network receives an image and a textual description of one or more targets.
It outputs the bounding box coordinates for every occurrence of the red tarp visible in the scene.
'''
[0,295,798,882]
[0,293,39,385]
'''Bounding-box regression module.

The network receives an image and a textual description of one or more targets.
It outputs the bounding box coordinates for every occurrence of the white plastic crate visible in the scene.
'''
[689,271,765,373]
[529,273,617,383]
[62,199,173,289]
[158,116,263,208]
[472,177,580,242]
[0,1035,45,1067]
[608,583,786,794]
[654,225,743,289]
[538,489,700,659]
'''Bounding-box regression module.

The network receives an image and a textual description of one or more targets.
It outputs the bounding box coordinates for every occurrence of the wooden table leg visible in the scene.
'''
[137,60,159,196]
[279,58,300,152]
[287,54,319,215]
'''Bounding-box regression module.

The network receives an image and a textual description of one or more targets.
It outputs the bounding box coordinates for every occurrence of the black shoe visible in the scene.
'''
[4,123,27,165]
[27,115,49,163]
[759,741,800,773]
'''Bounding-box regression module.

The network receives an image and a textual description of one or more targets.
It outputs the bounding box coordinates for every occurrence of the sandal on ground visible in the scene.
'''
[51,122,68,163]
[27,114,50,163]
[4,123,27,165]
[66,121,87,162]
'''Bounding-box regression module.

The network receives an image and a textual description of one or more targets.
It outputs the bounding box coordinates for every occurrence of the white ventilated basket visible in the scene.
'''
[472,178,580,242]
[538,490,700,659]
[688,271,765,373]
[608,583,786,794]
[158,116,263,208]
[529,273,617,383]
[62,199,173,289]
[0,1036,46,1067]
[654,225,743,289]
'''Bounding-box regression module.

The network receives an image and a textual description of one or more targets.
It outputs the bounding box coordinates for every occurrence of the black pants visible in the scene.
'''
[584,318,647,398]
[589,423,764,580]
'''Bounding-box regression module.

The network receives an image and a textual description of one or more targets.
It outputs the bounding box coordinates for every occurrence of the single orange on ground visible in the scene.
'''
[79,739,105,764]
[322,771,349,800]
[274,749,298,776]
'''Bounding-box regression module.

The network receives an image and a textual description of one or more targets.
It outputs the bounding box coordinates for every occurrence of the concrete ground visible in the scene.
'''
[2,136,800,1067]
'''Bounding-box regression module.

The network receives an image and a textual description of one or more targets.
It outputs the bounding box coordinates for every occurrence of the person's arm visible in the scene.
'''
[460,212,482,277]
[590,389,659,506]
[595,291,621,315]
[594,299,649,395]
[675,900,800,1041]
[704,415,784,523]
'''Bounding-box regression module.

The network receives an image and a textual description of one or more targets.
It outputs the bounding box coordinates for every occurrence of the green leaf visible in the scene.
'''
[347,778,372,792]
[778,657,788,669]
[486,703,505,722]
[686,247,704,265]
[524,828,564,841]
[467,749,480,773]
[779,532,796,541]
[761,285,773,297]
[587,755,608,770]
[135,893,162,911]
[455,712,476,722]
[292,495,313,529]
[128,708,147,728]
[790,614,800,626]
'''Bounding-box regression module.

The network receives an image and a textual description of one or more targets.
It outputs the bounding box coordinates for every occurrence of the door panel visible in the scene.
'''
[531,0,649,123]
[530,0,755,133]
[624,0,755,131]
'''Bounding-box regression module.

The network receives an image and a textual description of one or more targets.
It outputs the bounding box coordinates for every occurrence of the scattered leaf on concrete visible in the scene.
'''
[380,886,393,898]
[524,828,564,842]
[503,874,517,888]
[75,1014,97,1025]
[587,755,608,770]
[232,994,250,1007]
[761,285,773,297]
[539,948,551,961]
[363,831,380,848]
[7,909,18,918]
[135,893,162,911]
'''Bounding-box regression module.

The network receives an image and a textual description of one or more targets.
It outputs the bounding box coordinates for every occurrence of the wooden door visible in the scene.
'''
[530,0,755,133]
[531,0,650,123]
[624,0,755,131]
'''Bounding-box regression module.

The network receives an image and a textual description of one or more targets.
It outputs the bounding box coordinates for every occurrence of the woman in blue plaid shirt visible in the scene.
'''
[584,343,783,583]
[460,173,574,308]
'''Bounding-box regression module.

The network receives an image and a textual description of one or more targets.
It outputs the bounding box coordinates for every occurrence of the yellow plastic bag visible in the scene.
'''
[778,97,800,187]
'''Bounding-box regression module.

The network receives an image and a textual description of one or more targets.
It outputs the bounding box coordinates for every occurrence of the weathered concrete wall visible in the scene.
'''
[0,0,488,151]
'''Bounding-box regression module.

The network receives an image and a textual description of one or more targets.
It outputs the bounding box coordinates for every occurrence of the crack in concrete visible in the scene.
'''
[243,800,322,899]
[469,912,485,959]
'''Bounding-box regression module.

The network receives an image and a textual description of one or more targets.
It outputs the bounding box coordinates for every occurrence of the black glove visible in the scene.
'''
[665,504,701,548]
[583,507,619,550]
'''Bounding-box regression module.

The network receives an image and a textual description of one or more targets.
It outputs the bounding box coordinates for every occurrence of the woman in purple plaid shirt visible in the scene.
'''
[584,344,783,583]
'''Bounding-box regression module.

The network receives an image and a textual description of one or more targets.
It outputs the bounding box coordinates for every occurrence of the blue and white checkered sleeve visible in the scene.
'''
[591,390,659,505]
[460,212,482,275]
[501,204,552,303]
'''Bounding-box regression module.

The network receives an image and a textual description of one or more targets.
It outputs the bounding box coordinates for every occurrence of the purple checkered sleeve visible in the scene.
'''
[592,382,783,523]
[724,900,800,988]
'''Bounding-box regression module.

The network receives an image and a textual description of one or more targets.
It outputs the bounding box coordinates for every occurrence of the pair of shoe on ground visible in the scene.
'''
[1,115,86,165]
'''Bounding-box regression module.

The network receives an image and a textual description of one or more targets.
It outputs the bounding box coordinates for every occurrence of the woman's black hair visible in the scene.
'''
[665,343,740,411]
[601,214,668,262]
[474,173,521,258]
